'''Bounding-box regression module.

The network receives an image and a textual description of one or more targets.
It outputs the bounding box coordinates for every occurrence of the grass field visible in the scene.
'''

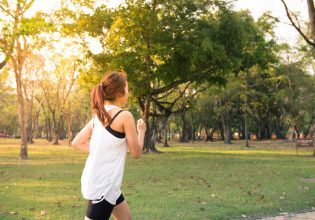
[0,139,315,220]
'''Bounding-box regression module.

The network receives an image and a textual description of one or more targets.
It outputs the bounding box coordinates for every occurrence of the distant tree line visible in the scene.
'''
[0,0,314,159]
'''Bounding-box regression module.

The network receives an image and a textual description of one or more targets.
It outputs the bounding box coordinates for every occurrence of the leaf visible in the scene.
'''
[259,194,265,201]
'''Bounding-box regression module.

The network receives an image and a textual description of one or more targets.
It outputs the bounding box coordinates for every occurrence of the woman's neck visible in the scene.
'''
[104,100,123,107]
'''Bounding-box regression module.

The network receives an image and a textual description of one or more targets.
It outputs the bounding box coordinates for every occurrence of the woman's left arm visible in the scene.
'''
[71,119,93,153]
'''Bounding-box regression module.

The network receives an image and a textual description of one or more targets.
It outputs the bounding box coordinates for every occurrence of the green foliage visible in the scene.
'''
[19,13,55,36]
[72,0,274,98]
[195,59,315,140]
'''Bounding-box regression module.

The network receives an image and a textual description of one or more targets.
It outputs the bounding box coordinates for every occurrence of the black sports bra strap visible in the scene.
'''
[110,109,124,125]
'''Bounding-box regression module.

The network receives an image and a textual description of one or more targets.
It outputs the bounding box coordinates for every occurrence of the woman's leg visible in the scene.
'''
[86,199,114,220]
[111,200,132,220]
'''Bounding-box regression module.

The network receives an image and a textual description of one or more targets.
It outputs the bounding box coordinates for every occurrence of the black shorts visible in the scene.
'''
[86,194,125,220]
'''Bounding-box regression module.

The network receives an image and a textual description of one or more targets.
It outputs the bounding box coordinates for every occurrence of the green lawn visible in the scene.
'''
[0,139,315,220]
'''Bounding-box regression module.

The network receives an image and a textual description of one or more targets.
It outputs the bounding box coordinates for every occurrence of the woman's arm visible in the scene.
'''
[71,119,93,153]
[123,111,146,159]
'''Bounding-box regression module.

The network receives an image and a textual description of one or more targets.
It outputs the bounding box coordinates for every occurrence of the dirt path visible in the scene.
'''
[260,211,315,220]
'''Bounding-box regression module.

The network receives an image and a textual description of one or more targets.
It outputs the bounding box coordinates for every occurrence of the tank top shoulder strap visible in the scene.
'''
[110,109,124,125]
[92,115,96,128]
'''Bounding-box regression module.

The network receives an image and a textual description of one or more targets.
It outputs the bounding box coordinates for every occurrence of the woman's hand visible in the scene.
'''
[124,113,146,159]
[137,119,146,133]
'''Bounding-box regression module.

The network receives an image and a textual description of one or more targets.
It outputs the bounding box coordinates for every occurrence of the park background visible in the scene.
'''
[1,0,315,219]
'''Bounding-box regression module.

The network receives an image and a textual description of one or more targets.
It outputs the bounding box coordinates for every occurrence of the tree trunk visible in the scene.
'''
[15,69,28,159]
[59,115,65,140]
[189,112,194,142]
[168,125,171,140]
[155,119,162,143]
[35,116,41,138]
[163,120,170,147]
[144,117,158,152]
[259,118,270,139]
[219,122,224,141]
[12,35,28,159]
[308,0,315,40]
[45,118,49,140]
[205,128,214,142]
[143,94,158,152]
[53,128,60,145]
[30,102,42,141]
[26,97,34,143]
[180,111,189,142]
[43,105,52,141]
[305,115,314,137]
[48,117,53,141]
[53,114,61,145]
[67,114,73,145]
[221,112,232,144]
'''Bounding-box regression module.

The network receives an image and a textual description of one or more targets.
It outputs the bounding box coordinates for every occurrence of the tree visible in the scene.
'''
[22,53,45,143]
[0,0,53,159]
[39,55,79,145]
[74,0,275,151]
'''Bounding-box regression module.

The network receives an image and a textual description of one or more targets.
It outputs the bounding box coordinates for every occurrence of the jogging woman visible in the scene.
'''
[72,71,146,220]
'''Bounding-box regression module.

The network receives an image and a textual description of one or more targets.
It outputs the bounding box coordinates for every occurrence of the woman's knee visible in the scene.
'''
[113,215,132,220]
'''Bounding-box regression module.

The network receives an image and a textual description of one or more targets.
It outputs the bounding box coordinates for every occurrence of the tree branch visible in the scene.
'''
[280,0,315,47]
[0,59,7,70]
[151,82,191,112]
[137,96,145,112]
[21,0,36,15]
[0,5,15,19]
[151,79,185,95]
[156,87,177,100]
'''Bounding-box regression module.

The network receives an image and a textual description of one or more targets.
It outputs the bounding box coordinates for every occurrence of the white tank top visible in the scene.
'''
[81,105,127,205]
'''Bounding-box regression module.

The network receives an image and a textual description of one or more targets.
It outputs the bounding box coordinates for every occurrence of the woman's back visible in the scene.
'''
[81,105,128,205]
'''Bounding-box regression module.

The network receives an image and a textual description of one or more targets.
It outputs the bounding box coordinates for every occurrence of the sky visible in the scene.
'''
[27,0,309,46]
[234,0,308,45]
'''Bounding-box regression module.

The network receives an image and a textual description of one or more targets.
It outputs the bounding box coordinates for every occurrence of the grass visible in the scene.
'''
[0,139,315,220]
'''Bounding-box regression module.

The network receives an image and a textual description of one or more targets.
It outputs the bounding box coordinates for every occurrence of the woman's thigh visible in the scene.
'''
[86,199,114,220]
[111,200,132,220]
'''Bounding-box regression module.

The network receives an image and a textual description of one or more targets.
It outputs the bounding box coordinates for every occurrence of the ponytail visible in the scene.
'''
[91,71,127,127]
[91,84,112,127]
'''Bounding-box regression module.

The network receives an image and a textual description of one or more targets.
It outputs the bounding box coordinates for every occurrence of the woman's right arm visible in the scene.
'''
[71,119,93,153]
[123,111,146,159]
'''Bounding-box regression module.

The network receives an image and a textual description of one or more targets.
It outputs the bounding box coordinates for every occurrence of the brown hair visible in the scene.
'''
[91,71,127,127]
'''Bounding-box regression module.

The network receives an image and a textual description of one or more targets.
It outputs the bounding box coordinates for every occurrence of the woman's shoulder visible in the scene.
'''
[119,110,134,119]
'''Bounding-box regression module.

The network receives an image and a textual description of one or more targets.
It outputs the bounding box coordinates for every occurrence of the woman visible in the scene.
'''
[72,71,146,220]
